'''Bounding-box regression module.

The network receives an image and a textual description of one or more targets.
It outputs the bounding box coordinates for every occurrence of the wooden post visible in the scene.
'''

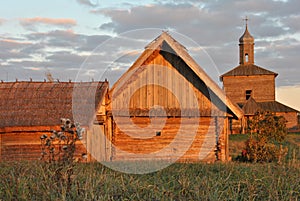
[86,130,92,162]
[224,117,229,161]
[0,133,2,161]
[106,115,113,161]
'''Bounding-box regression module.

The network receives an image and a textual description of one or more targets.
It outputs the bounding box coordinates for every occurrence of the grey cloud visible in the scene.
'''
[0,30,113,82]
[98,4,201,33]
[93,1,300,86]
[26,30,111,51]
[0,39,33,60]
[46,51,86,67]
[2,0,300,86]
[76,0,99,7]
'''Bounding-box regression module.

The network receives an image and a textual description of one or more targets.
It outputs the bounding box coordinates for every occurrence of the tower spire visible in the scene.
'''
[239,16,254,65]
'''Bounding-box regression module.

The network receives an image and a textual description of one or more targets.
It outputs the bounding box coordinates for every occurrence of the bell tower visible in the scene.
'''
[239,17,254,65]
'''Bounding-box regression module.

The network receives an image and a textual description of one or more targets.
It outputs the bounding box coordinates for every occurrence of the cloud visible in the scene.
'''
[0,18,5,25]
[92,1,300,87]
[0,38,33,60]
[20,17,77,30]
[76,0,99,7]
[0,28,114,82]
[1,0,300,88]
[97,4,202,33]
[25,29,111,51]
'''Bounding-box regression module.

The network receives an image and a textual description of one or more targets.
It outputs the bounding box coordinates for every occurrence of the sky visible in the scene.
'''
[0,0,300,110]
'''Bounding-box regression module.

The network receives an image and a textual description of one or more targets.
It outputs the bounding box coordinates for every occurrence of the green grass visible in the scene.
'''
[229,133,300,161]
[0,161,299,200]
[0,133,299,200]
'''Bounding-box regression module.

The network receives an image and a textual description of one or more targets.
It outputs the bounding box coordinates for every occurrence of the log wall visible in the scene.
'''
[0,126,87,162]
[223,75,275,103]
[111,116,227,162]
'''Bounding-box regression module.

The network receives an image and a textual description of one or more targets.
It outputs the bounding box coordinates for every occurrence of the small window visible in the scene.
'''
[156,131,161,136]
[245,54,249,62]
[246,90,252,100]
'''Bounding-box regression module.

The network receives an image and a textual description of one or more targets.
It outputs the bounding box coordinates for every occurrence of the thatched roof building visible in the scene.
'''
[0,81,108,161]
[0,81,108,128]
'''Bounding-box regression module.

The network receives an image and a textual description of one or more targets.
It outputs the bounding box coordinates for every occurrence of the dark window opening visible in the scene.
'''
[246,90,252,100]
[245,53,249,62]
[156,131,161,136]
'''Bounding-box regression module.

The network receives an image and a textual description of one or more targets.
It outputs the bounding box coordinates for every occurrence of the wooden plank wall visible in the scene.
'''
[111,52,218,117]
[87,124,112,162]
[112,116,227,162]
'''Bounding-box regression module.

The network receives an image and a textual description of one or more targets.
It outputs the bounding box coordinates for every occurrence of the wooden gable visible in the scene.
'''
[110,32,243,119]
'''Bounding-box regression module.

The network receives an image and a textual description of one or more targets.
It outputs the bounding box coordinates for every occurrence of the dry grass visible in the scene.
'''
[0,133,299,200]
[0,160,299,200]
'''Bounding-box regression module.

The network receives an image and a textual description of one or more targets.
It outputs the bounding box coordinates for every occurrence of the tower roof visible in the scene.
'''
[220,64,278,79]
[239,19,254,43]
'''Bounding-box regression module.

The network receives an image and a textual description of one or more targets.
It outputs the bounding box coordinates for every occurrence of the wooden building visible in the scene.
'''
[0,32,244,163]
[107,32,243,162]
[0,81,108,161]
[220,22,299,133]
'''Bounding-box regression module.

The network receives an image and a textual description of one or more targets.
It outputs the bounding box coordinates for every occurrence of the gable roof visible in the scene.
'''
[111,32,243,119]
[258,101,299,113]
[220,64,278,80]
[238,98,299,115]
[0,81,108,128]
[240,97,260,115]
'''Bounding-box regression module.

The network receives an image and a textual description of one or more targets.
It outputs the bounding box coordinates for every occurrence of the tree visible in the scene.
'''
[243,111,288,162]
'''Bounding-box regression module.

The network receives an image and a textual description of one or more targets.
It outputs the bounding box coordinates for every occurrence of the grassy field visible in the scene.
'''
[229,133,300,161]
[0,133,299,201]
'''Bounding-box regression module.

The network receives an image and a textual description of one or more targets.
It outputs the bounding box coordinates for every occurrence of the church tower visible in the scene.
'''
[239,18,254,65]
[220,19,277,104]
[220,19,299,132]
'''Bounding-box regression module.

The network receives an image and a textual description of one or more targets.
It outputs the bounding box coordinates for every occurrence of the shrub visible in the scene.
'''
[241,111,288,162]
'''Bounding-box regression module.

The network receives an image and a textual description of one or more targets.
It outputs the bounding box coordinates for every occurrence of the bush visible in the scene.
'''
[241,111,288,162]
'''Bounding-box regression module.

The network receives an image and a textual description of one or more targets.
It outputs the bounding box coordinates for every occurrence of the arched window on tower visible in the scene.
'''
[245,53,249,62]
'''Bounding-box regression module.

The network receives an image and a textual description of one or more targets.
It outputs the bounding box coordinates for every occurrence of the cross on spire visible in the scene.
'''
[243,16,249,28]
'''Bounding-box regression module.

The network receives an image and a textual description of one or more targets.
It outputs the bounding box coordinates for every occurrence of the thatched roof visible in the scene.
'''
[238,97,299,115]
[0,81,108,128]
[111,32,244,119]
[220,64,278,80]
